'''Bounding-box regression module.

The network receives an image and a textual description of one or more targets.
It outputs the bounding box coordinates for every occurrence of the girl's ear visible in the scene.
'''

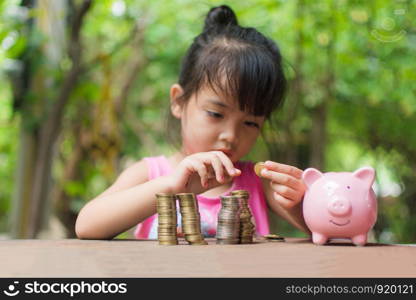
[170,84,184,119]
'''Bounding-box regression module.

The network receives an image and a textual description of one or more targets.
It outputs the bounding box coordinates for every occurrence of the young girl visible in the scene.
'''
[75,5,310,240]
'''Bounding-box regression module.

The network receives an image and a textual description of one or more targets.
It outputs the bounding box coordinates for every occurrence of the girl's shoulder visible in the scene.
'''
[119,159,150,182]
[97,159,149,198]
[115,155,172,183]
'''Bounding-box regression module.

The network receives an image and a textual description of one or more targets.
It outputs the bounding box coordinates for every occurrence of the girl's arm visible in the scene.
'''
[76,151,240,240]
[259,161,311,234]
[75,160,172,239]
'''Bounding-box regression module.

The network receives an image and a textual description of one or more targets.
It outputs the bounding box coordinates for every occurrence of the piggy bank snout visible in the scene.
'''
[327,196,351,217]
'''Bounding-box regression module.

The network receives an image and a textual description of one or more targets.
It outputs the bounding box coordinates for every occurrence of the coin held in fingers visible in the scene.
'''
[254,162,267,177]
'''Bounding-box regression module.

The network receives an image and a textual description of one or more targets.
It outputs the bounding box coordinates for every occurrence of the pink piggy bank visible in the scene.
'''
[302,167,377,246]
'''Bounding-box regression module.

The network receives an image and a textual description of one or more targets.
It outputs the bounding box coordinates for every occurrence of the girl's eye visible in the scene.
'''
[207,111,223,118]
[244,121,260,128]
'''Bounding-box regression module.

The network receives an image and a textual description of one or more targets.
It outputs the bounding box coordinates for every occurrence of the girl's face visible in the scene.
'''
[171,84,265,163]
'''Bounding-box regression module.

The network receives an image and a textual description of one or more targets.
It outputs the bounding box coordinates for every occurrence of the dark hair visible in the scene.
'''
[167,5,287,144]
[179,5,286,117]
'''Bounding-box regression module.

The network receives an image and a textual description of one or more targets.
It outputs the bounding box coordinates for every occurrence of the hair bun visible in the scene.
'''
[204,5,238,32]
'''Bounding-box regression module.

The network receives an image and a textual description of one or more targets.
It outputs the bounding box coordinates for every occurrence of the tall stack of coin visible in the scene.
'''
[216,195,241,244]
[156,193,178,245]
[177,193,208,245]
[231,190,256,243]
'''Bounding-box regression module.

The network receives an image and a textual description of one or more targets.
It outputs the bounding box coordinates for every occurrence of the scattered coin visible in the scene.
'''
[264,234,285,242]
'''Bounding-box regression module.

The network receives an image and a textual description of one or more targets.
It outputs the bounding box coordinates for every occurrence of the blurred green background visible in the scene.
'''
[0,0,415,242]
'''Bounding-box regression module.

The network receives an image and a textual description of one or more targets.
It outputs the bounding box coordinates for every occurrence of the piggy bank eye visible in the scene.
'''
[347,186,351,189]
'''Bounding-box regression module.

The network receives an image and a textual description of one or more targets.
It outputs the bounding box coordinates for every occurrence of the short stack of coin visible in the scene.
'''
[177,193,208,245]
[231,190,256,243]
[156,193,178,245]
[216,195,241,244]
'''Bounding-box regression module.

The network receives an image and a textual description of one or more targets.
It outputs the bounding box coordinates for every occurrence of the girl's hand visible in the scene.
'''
[167,151,241,195]
[260,161,305,209]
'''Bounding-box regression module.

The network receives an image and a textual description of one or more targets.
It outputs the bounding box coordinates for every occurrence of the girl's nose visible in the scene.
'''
[218,125,239,145]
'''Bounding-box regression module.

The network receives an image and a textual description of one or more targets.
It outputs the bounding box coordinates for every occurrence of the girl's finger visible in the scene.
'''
[264,161,303,179]
[261,170,300,190]
[188,159,209,187]
[213,151,241,177]
[270,183,300,202]
[208,154,226,183]
[273,192,296,209]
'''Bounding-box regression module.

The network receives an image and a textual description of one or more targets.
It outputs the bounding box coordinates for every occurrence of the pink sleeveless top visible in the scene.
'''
[134,155,270,239]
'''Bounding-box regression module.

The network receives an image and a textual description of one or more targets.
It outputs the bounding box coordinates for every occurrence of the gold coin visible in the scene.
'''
[231,190,249,198]
[184,234,205,242]
[159,241,178,245]
[264,234,285,241]
[254,162,266,177]
[156,193,175,197]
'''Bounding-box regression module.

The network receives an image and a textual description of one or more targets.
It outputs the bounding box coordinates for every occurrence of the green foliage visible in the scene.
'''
[0,80,17,227]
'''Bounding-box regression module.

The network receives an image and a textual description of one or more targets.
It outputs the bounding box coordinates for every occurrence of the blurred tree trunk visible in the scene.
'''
[52,21,147,237]
[10,0,92,238]
[265,0,305,166]
[9,0,36,239]
[265,0,306,236]
[10,129,37,238]
[310,105,327,169]
[281,0,304,166]
[52,119,87,238]
[398,164,416,243]
[309,2,336,170]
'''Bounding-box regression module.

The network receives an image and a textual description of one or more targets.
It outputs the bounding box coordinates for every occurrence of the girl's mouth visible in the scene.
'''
[330,220,351,226]
[217,149,233,158]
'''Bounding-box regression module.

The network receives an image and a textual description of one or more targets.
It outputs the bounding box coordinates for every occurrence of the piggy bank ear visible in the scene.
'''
[302,168,323,188]
[353,167,375,188]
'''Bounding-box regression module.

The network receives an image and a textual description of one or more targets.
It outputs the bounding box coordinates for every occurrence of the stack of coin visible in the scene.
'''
[177,193,208,245]
[216,195,241,244]
[156,193,178,245]
[231,190,256,244]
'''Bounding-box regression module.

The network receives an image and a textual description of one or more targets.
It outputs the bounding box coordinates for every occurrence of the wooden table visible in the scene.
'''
[1,238,415,277]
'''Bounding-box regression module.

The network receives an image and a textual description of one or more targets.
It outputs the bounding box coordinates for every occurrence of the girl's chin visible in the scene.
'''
[222,153,238,163]
[229,156,239,164]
